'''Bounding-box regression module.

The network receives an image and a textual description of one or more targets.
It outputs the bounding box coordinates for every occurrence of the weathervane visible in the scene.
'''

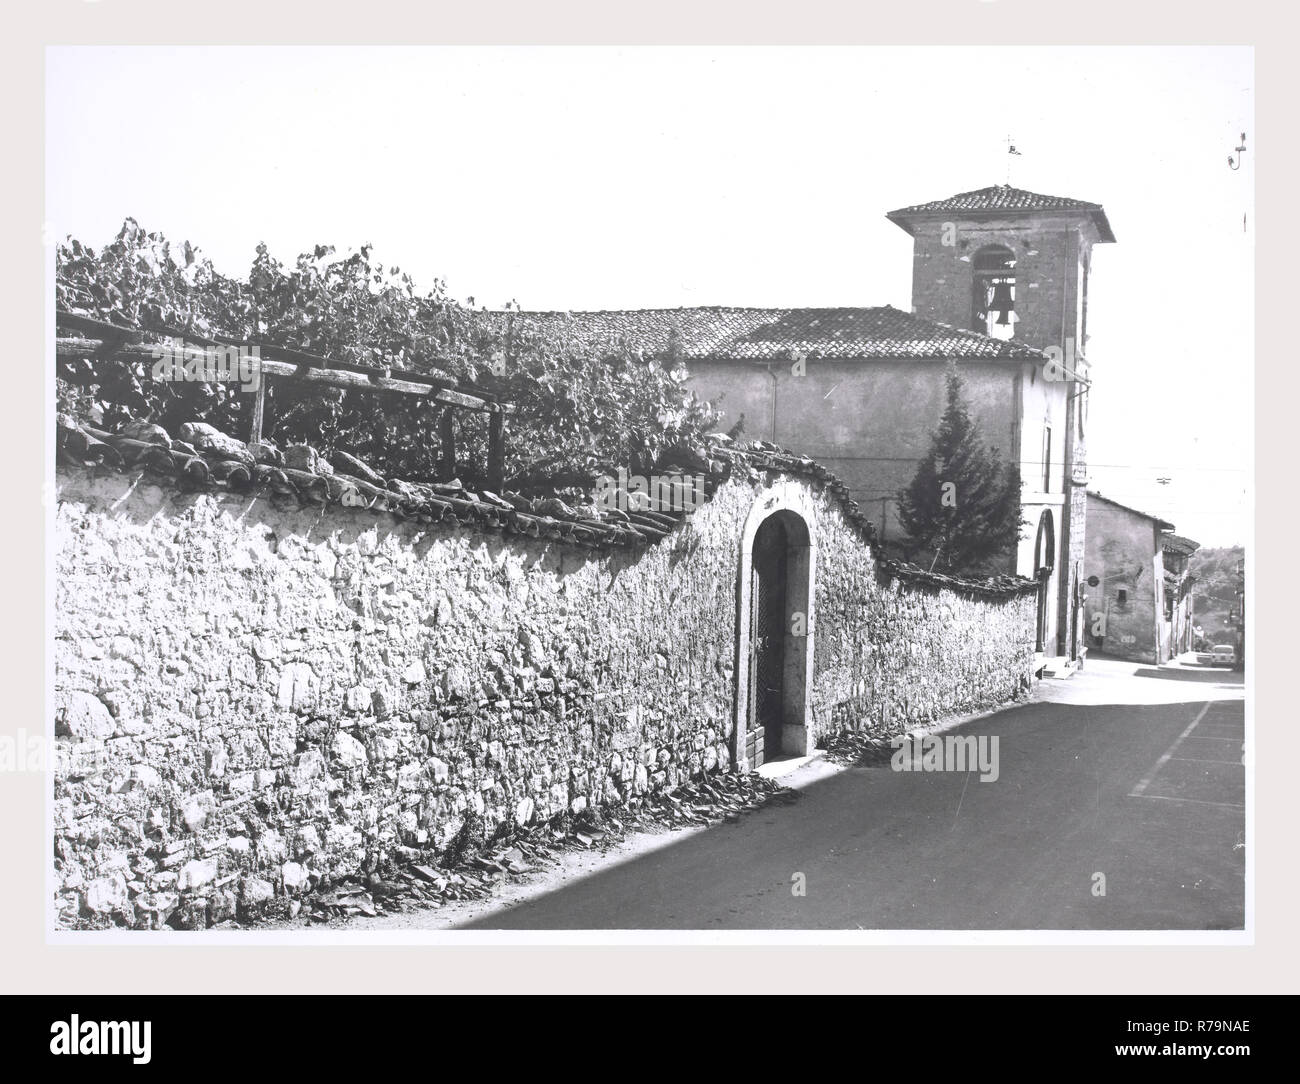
[1005,135,1022,185]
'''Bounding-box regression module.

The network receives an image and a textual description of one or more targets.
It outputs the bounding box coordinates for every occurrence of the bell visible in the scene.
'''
[988,280,1014,323]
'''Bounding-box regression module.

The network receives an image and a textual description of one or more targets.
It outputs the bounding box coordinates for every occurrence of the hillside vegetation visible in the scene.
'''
[1188,545,1245,647]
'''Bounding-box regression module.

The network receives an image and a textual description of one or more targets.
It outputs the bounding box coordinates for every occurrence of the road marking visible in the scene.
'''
[1129,702,1213,798]
[1169,756,1243,765]
[951,769,973,830]
[1129,793,1244,811]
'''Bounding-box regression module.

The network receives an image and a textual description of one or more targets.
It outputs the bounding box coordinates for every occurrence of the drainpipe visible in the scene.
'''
[1055,229,1072,657]
[763,362,779,443]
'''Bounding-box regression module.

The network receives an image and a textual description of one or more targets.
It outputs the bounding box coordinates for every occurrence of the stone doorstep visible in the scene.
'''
[755,750,825,782]
[1038,655,1079,680]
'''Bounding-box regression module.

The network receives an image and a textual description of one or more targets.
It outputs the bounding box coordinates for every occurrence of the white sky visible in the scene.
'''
[46,46,1253,545]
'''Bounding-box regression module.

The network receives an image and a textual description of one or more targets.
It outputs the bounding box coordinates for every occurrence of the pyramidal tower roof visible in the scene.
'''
[887,184,1115,242]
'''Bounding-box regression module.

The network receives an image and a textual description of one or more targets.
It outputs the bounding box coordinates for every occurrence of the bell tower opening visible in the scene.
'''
[972,244,1017,339]
[884,184,1115,355]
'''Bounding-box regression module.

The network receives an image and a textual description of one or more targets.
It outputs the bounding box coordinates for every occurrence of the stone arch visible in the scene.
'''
[734,482,817,770]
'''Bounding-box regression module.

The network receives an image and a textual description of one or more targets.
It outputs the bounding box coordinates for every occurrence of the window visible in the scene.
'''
[1042,425,1052,493]
[1033,510,1055,574]
[1117,589,1128,606]
[972,245,1017,340]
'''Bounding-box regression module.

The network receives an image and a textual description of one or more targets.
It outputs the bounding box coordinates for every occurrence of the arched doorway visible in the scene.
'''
[1033,509,1055,653]
[750,514,791,765]
[735,486,815,770]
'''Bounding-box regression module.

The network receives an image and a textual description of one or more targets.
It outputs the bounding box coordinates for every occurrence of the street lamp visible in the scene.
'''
[1228,132,1247,170]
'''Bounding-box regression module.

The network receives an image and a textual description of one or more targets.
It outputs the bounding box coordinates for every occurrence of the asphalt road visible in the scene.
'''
[463,679,1245,930]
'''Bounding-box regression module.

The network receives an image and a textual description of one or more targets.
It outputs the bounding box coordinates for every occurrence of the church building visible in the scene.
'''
[517,184,1116,666]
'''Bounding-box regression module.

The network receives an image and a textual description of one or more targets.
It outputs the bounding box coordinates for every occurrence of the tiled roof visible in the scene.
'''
[498,306,1044,362]
[55,416,1037,599]
[887,184,1116,242]
[1161,532,1201,556]
[1087,491,1176,532]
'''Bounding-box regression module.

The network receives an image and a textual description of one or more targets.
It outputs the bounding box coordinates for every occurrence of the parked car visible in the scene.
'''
[1195,644,1237,666]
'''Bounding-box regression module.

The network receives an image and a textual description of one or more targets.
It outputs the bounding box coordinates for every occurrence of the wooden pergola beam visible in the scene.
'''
[56,311,514,478]
[437,408,457,482]
[247,379,267,447]
[488,409,505,492]
[55,337,507,413]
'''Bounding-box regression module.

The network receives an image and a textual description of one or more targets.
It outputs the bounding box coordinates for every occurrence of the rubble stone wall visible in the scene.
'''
[54,463,1032,928]
[809,489,1036,737]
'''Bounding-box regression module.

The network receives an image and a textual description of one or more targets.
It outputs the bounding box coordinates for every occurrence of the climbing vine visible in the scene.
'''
[56,219,720,490]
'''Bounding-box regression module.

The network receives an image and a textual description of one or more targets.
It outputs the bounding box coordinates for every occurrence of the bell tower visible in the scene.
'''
[885,184,1115,357]
[887,185,1116,666]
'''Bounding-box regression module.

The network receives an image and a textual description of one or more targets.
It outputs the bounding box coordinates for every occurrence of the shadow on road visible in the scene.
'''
[456,698,1246,932]
[1133,667,1243,684]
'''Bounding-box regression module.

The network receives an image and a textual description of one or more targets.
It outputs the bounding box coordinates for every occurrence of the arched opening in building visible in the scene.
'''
[1070,560,1084,663]
[973,244,1017,340]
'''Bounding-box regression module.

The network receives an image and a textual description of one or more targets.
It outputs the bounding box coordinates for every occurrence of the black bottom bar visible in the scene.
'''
[5,994,1285,1069]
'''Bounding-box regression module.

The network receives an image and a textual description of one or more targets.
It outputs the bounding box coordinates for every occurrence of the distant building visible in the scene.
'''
[1084,492,1198,664]
[1161,533,1201,659]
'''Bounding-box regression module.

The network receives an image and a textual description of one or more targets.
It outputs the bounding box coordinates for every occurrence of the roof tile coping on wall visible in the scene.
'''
[55,413,1039,600]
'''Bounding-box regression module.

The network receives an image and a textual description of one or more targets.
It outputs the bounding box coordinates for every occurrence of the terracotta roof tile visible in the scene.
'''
[500,306,1044,362]
[55,416,1037,599]
[887,184,1116,242]
[1161,532,1201,556]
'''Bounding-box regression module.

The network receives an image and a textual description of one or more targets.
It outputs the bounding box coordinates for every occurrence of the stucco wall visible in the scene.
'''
[1083,496,1164,663]
[53,461,1033,928]
[1162,595,1194,659]
[688,357,1019,550]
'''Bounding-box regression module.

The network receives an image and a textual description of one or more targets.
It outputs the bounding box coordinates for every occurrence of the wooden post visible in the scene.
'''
[247,376,266,446]
[438,408,456,482]
[487,408,505,492]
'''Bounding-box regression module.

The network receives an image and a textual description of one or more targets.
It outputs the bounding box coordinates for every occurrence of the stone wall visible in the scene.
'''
[53,460,1033,928]
[809,489,1035,735]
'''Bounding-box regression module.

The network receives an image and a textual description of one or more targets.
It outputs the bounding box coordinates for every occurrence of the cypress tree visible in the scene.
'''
[897,363,1024,575]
